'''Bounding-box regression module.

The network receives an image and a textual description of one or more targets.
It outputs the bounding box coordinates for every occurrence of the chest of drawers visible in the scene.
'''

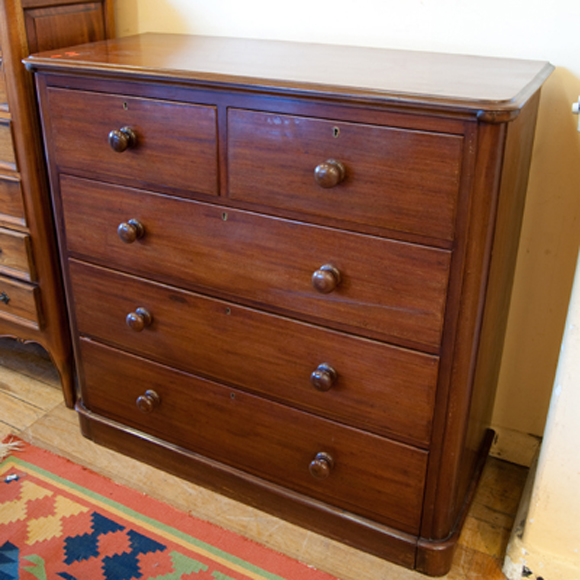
[0,0,114,405]
[26,34,552,575]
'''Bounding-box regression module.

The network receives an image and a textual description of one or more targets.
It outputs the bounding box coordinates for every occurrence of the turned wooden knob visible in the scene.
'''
[314,159,345,188]
[136,389,160,413]
[117,219,145,243]
[108,126,137,152]
[309,452,335,479]
[126,307,152,332]
[312,264,341,294]
[310,363,338,392]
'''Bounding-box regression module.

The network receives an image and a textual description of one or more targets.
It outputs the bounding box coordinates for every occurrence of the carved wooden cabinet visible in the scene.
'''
[26,34,552,575]
[0,0,114,405]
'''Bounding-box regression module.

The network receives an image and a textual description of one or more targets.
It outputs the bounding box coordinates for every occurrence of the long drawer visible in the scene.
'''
[78,338,429,534]
[61,175,451,349]
[45,87,218,196]
[69,259,439,446]
[227,108,463,241]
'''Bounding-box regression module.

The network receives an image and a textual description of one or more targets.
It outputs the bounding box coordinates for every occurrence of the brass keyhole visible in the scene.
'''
[333,126,340,138]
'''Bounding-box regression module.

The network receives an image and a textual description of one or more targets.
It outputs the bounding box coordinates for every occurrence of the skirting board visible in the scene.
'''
[490,425,542,467]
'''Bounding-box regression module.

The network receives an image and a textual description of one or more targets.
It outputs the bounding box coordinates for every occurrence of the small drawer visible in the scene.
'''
[79,338,428,534]
[0,275,41,327]
[61,176,451,349]
[0,174,26,227]
[0,117,16,171]
[227,109,464,241]
[0,227,35,281]
[45,87,218,197]
[69,260,439,446]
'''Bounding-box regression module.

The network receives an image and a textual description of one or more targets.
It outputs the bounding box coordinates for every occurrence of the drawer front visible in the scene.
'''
[79,338,428,534]
[0,66,7,110]
[0,275,41,326]
[227,109,463,241]
[0,118,16,171]
[46,87,218,196]
[70,260,439,446]
[61,176,451,349]
[0,174,26,226]
[0,227,34,281]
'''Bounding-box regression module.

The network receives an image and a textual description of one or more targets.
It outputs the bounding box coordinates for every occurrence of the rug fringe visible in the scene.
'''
[0,438,24,461]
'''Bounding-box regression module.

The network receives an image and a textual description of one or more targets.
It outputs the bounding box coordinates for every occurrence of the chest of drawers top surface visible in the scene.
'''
[25,32,552,115]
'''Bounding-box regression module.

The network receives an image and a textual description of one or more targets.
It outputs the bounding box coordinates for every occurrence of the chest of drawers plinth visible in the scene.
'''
[26,34,552,576]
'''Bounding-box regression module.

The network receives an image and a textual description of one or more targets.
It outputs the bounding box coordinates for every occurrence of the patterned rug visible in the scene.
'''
[0,437,337,580]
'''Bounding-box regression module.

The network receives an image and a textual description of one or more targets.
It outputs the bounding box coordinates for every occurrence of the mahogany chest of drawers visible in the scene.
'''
[0,0,113,405]
[26,34,552,575]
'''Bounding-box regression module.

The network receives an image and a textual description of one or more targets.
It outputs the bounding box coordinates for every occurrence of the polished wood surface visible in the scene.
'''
[0,274,40,323]
[26,33,552,116]
[0,175,26,227]
[0,226,34,280]
[29,34,552,576]
[0,0,114,407]
[79,338,429,535]
[59,175,451,350]
[46,87,218,196]
[228,108,462,241]
[70,259,439,446]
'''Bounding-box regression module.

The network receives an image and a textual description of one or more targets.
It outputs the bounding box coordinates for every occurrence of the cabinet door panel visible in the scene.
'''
[24,2,106,53]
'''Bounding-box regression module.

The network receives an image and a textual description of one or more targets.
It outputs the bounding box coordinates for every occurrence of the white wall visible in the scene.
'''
[113,0,580,461]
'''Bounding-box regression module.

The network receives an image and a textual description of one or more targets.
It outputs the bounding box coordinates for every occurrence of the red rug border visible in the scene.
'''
[1,435,338,580]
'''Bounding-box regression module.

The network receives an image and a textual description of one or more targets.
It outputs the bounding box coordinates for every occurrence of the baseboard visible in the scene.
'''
[490,425,542,467]
[503,452,580,580]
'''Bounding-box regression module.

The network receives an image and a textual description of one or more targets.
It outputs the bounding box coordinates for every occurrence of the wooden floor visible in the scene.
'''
[0,337,527,580]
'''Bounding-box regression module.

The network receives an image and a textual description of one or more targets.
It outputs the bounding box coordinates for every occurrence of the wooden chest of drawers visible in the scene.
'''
[0,0,114,405]
[26,34,552,575]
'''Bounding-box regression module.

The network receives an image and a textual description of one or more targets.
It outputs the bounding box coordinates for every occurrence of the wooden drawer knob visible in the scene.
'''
[136,389,160,413]
[126,307,152,332]
[117,219,145,243]
[309,452,335,479]
[108,126,137,153]
[310,363,338,391]
[312,264,341,294]
[314,159,345,188]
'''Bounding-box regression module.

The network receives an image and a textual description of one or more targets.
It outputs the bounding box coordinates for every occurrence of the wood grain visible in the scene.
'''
[25,33,553,117]
[69,259,439,447]
[79,337,428,535]
[0,0,114,407]
[46,87,218,197]
[60,175,451,350]
[228,108,463,241]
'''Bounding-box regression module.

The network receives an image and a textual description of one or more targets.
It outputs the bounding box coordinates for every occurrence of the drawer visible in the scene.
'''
[0,275,41,326]
[70,260,439,446]
[0,66,7,110]
[78,338,428,534]
[0,117,16,171]
[0,227,35,281]
[0,174,26,226]
[45,87,218,196]
[61,175,451,349]
[227,109,464,241]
